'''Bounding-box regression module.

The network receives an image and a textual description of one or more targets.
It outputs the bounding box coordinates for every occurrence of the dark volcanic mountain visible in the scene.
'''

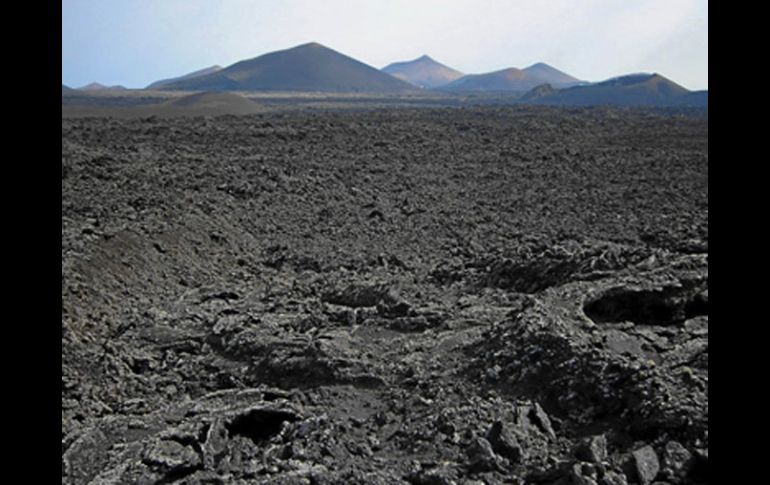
[523,62,582,87]
[521,73,705,107]
[146,65,223,90]
[78,82,128,91]
[382,55,464,88]
[440,68,537,92]
[440,63,581,92]
[675,90,708,107]
[519,83,557,102]
[163,42,417,93]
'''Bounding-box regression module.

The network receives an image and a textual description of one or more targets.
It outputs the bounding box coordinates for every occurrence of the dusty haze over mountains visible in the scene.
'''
[146,65,223,90]
[521,73,705,106]
[382,55,465,89]
[77,82,127,91]
[439,63,582,92]
[162,43,417,93]
[62,0,707,90]
[62,40,706,108]
[521,63,582,87]
[61,39,706,108]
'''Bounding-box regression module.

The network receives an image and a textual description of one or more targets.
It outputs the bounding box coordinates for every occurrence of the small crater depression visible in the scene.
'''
[584,280,707,326]
[225,408,299,445]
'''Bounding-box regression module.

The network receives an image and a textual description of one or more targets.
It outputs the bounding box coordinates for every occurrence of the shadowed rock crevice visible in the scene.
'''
[225,408,299,445]
[583,279,708,326]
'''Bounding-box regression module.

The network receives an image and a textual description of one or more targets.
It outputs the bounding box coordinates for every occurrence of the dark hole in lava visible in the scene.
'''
[225,408,298,445]
[684,291,708,320]
[261,391,284,402]
[584,282,707,326]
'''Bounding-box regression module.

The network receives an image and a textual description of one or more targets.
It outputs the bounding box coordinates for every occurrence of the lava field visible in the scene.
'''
[62,106,708,484]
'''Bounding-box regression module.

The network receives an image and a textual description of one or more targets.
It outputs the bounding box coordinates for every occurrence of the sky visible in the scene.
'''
[62,0,708,90]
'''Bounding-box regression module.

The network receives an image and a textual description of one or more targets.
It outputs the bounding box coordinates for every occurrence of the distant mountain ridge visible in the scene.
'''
[522,63,583,87]
[147,65,223,90]
[520,73,705,107]
[78,82,128,91]
[163,42,417,93]
[441,67,532,92]
[677,90,708,107]
[440,62,582,92]
[382,55,464,88]
[66,42,704,107]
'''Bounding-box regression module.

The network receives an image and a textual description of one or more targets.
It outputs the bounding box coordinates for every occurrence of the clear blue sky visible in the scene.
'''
[62,0,708,90]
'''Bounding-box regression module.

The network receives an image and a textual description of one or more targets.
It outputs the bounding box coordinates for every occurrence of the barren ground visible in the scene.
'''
[62,106,708,484]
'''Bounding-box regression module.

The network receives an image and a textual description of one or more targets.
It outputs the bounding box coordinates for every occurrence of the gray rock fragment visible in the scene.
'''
[600,470,628,485]
[576,434,607,464]
[631,445,660,485]
[143,439,202,473]
[660,440,694,481]
[62,427,110,484]
[466,437,501,472]
[389,316,432,332]
[406,464,459,485]
[531,402,557,440]
[571,461,600,485]
[513,401,557,440]
[203,418,229,470]
[486,420,524,464]
[322,282,395,308]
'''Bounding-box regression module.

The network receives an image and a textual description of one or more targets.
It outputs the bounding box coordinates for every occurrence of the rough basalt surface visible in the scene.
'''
[62,106,707,484]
